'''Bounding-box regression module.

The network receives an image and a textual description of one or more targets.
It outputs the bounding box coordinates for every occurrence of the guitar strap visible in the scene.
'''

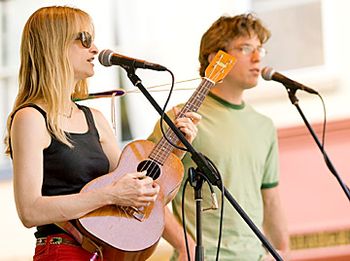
[55,221,103,260]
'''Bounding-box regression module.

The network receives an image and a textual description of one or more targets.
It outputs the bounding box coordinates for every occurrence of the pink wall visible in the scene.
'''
[277,119,350,260]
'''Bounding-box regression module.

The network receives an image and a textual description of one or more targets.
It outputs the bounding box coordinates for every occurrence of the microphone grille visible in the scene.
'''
[98,49,114,67]
[261,66,275,81]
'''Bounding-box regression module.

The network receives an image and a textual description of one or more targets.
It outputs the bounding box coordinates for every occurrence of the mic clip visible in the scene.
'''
[203,192,219,211]
[188,167,219,212]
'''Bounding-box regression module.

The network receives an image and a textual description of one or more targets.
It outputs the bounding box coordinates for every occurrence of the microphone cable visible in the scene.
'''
[158,68,190,152]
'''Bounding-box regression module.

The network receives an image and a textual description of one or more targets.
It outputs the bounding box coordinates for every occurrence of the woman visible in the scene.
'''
[4,6,200,260]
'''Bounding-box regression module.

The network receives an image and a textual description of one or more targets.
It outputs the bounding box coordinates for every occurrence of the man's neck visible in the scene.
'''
[210,82,244,105]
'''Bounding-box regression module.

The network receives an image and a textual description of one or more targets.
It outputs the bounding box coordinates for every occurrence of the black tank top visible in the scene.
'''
[11,103,110,237]
[41,104,109,196]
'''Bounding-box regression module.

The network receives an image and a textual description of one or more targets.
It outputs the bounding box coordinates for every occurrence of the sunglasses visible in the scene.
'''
[75,31,93,48]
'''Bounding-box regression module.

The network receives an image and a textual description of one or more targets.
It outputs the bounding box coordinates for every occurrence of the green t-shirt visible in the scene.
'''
[148,92,279,261]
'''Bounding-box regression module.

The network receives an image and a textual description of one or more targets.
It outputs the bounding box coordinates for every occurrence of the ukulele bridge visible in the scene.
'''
[118,206,146,221]
[131,206,146,221]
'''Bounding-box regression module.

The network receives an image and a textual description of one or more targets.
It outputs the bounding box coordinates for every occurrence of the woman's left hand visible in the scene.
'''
[173,106,201,144]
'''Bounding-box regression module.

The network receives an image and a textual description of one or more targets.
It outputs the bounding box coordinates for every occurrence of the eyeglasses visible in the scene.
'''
[229,44,267,58]
[75,31,93,48]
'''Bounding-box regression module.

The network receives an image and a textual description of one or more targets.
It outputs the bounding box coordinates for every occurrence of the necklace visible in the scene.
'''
[62,106,73,118]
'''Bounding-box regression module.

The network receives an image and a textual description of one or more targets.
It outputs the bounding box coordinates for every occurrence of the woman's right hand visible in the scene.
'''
[106,171,160,208]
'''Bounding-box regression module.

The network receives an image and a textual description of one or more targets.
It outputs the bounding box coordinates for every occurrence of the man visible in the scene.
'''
[149,13,289,261]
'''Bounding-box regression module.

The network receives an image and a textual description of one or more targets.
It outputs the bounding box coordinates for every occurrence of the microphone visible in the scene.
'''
[99,49,167,71]
[261,66,318,94]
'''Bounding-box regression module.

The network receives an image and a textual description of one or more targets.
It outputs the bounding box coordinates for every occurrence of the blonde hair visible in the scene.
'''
[4,6,94,155]
[199,13,271,77]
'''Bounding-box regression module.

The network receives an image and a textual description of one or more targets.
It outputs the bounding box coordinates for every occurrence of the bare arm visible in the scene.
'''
[262,186,290,259]
[163,206,195,261]
[11,107,159,228]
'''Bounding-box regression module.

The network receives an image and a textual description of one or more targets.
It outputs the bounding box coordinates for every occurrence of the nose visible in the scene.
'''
[251,50,261,62]
[91,43,99,55]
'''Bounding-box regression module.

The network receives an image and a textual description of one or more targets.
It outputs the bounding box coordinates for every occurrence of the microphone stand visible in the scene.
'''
[286,87,350,201]
[124,67,283,261]
[188,167,205,261]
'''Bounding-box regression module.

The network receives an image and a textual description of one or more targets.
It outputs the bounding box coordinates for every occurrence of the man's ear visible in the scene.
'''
[208,52,216,64]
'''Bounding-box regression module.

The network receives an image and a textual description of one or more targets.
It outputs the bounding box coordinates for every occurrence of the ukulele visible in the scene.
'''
[76,50,236,260]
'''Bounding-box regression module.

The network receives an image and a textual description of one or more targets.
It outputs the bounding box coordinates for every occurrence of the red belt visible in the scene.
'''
[36,236,80,246]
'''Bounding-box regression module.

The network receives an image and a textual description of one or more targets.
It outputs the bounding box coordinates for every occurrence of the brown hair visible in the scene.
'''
[199,13,271,77]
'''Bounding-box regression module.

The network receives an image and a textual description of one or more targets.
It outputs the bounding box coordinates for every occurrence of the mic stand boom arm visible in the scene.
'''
[125,68,283,261]
[286,88,350,202]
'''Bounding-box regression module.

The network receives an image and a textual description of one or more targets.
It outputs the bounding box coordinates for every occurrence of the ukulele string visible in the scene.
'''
[140,160,155,178]
[120,206,131,218]
[107,58,229,220]
[146,64,225,175]
[141,74,221,180]
[137,56,227,180]
[125,61,227,216]
[126,77,201,94]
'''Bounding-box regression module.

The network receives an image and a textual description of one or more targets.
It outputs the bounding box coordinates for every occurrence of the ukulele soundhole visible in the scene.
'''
[137,160,161,180]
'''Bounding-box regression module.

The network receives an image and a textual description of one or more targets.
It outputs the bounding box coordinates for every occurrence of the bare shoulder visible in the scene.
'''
[11,106,50,148]
[11,106,46,129]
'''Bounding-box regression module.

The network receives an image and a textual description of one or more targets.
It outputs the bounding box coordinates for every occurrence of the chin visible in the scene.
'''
[245,82,258,90]
[85,71,95,78]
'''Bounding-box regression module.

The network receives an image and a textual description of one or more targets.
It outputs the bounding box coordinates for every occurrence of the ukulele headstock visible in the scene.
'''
[205,50,236,83]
